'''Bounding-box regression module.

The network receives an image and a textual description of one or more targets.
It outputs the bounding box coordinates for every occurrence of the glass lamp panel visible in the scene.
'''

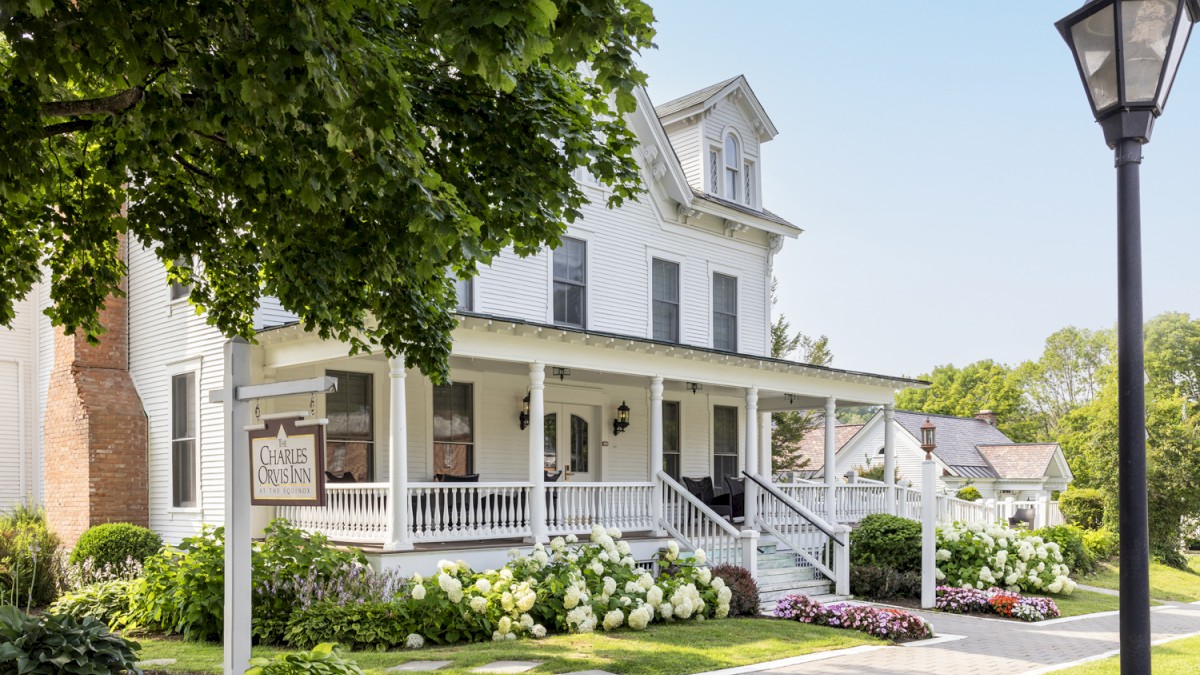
[1156,2,1194,108]
[1072,3,1120,111]
[1122,0,1181,103]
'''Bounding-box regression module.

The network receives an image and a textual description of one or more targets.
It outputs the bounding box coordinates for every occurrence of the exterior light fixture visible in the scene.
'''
[552,367,571,381]
[612,401,630,435]
[1056,2,1199,669]
[685,382,703,395]
[919,417,936,461]
[785,393,798,405]
[519,392,531,430]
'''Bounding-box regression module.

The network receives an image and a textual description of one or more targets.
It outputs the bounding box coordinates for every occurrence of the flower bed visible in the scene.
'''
[935,585,1061,622]
[285,526,733,649]
[937,521,1076,595]
[773,594,932,641]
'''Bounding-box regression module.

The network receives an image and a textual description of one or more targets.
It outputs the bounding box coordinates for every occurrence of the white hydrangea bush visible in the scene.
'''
[396,525,731,647]
[936,521,1076,595]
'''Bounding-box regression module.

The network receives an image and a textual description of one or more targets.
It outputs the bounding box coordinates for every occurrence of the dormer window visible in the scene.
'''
[724,134,740,201]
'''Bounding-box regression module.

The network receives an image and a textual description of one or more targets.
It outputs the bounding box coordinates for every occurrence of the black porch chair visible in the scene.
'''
[681,476,732,519]
[724,477,745,522]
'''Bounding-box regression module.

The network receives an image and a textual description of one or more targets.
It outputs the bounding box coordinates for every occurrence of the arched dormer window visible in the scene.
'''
[723,134,740,201]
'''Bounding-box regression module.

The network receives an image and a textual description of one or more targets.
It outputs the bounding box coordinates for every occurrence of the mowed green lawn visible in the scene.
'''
[1050,589,1122,617]
[1051,634,1200,674]
[134,619,882,674]
[1084,555,1200,603]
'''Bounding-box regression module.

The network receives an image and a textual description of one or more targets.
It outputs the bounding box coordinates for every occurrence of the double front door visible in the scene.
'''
[543,404,596,481]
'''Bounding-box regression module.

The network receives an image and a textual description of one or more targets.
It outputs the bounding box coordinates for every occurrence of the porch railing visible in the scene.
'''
[408,482,532,542]
[775,484,826,519]
[657,472,745,567]
[545,482,655,535]
[278,483,389,544]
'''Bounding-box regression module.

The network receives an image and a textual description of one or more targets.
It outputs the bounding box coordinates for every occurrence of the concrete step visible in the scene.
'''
[757,579,832,604]
[755,567,824,587]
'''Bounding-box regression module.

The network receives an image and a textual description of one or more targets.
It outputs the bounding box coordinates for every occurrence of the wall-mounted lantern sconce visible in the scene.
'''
[519,392,531,430]
[612,400,630,435]
[685,382,703,395]
[552,367,571,381]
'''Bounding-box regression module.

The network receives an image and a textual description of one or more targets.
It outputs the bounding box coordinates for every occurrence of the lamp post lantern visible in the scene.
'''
[1055,1,1199,670]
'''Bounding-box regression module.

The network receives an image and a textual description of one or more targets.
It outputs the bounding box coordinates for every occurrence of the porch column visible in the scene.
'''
[883,404,897,516]
[759,411,772,480]
[824,396,838,524]
[744,387,759,529]
[649,376,664,534]
[385,358,413,550]
[528,362,548,543]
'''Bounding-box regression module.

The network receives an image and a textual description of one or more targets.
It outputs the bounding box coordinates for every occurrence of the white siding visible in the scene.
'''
[128,244,230,544]
[834,418,952,493]
[254,296,298,330]
[662,122,703,191]
[0,292,38,511]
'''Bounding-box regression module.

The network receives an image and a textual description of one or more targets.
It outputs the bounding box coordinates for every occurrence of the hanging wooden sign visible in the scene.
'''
[248,414,327,506]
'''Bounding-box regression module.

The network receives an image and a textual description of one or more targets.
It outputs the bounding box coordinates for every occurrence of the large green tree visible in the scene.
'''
[0,0,655,380]
[894,360,1036,441]
[769,302,832,472]
[1016,326,1113,440]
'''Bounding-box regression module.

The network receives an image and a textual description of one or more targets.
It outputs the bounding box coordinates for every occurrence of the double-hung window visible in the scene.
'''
[326,371,374,482]
[433,383,475,475]
[712,273,738,352]
[652,258,680,342]
[171,372,197,508]
[454,277,474,312]
[724,135,740,201]
[713,405,738,488]
[169,257,192,301]
[553,237,587,328]
[663,401,681,482]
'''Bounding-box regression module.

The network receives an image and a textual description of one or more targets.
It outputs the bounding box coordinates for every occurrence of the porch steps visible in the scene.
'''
[754,545,834,613]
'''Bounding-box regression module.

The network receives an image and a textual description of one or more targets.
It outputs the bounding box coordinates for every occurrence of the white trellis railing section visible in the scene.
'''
[408,482,533,542]
[278,483,389,544]
[545,482,655,535]
[657,472,749,568]
[775,483,826,518]
[995,498,1065,528]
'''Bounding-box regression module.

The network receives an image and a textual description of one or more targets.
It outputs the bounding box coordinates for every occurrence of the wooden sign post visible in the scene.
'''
[210,338,336,674]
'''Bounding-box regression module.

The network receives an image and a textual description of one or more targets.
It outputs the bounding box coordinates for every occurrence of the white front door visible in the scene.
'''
[543,404,596,482]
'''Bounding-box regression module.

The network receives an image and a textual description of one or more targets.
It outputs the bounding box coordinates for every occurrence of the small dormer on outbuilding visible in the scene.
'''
[654,75,779,210]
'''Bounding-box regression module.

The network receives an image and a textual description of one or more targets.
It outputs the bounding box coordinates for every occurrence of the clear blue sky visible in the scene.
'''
[638,1,1200,378]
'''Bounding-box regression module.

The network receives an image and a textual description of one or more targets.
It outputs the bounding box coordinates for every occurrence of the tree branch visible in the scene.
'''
[41,87,144,119]
[173,153,214,179]
[42,119,97,138]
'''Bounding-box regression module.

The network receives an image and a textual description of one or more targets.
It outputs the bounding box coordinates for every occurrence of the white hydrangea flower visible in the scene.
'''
[492,630,505,642]
[659,601,673,620]
[520,613,535,629]
[532,624,547,638]
[694,549,707,566]
[627,605,652,630]
[448,588,464,603]
[625,581,641,595]
[475,579,492,594]
[499,616,512,633]
[500,568,514,581]
[566,533,578,543]
[501,592,515,611]
[598,551,610,562]
[608,527,622,539]
[710,577,726,592]
[935,568,946,581]
[698,568,712,585]
[517,590,536,613]
[603,609,625,630]
[622,556,636,568]
[1048,579,1063,594]
[533,549,549,566]
[637,574,654,590]
[590,560,604,576]
[406,634,424,649]
[646,585,664,607]
[936,548,952,561]
[564,586,581,609]
[470,596,487,613]
[591,524,607,541]
[716,603,729,618]
[666,541,680,562]
[412,572,423,584]
[717,587,731,604]
[603,577,617,596]
[412,584,427,600]
[550,537,566,552]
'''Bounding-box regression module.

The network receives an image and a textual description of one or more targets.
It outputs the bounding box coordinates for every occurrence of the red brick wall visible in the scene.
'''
[44,236,149,546]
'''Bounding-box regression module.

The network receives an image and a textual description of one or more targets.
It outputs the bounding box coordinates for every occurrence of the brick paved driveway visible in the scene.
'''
[763,602,1200,675]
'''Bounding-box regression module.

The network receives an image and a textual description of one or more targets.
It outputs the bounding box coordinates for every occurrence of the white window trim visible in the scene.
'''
[721,128,744,203]
[546,232,592,330]
[661,398,683,481]
[707,262,742,352]
[707,145,722,196]
[743,158,758,209]
[644,248,686,344]
[166,256,197,315]
[165,357,202,513]
[709,398,743,484]
[424,371,483,480]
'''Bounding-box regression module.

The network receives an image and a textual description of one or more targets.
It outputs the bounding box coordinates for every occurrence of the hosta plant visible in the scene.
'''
[0,605,141,674]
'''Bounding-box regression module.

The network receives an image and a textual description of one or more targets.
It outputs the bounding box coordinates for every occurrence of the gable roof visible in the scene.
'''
[976,444,1060,479]
[893,411,1010,476]
[653,75,779,141]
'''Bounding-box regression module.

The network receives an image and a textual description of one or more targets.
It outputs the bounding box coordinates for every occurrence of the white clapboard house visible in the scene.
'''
[3,76,946,601]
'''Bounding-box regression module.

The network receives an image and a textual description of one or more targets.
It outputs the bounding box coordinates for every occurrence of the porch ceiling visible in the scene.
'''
[256,314,927,407]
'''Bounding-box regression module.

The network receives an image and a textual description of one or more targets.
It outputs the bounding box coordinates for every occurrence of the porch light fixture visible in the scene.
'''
[785,393,798,405]
[685,382,703,395]
[519,392,531,430]
[552,367,571,381]
[612,401,630,435]
[1055,1,1199,669]
[919,417,936,461]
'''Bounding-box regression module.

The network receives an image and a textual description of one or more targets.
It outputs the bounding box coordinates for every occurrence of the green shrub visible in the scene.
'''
[0,605,140,674]
[710,565,759,616]
[70,523,162,571]
[938,521,1075,594]
[955,486,982,502]
[1081,528,1119,562]
[1059,489,1105,530]
[49,579,135,629]
[247,643,365,675]
[123,519,367,643]
[286,602,413,650]
[1034,525,1094,576]
[0,503,62,609]
[850,514,921,574]
[850,565,921,600]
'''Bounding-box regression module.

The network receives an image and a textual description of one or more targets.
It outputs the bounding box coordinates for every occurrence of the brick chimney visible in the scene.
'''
[44,234,149,546]
[974,409,999,427]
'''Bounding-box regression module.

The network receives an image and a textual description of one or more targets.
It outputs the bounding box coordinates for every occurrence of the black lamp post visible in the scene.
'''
[1055,1,1199,670]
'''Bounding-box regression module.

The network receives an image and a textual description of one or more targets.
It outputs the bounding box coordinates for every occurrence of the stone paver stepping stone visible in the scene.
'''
[386,661,453,671]
[470,661,543,674]
[136,659,177,667]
